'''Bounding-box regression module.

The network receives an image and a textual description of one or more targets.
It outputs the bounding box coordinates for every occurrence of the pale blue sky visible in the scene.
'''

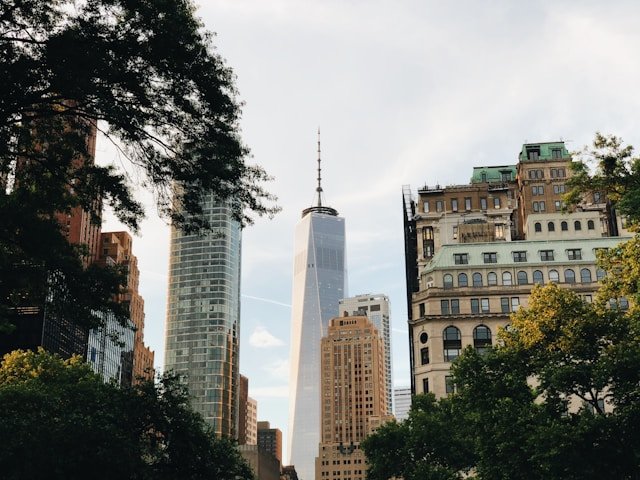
[101,0,640,463]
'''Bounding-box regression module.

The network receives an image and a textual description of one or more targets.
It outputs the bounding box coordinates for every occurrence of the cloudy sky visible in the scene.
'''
[101,0,640,463]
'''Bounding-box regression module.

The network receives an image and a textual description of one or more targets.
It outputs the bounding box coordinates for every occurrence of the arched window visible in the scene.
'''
[443,274,453,289]
[580,268,592,283]
[443,326,462,362]
[574,220,582,231]
[472,272,483,287]
[561,221,568,231]
[565,269,576,283]
[596,268,606,281]
[549,269,560,283]
[473,325,492,354]
[458,273,468,287]
[548,221,555,232]
[517,271,528,285]
[533,270,544,284]
[487,272,498,286]
[534,222,542,232]
[587,220,595,230]
[502,271,512,286]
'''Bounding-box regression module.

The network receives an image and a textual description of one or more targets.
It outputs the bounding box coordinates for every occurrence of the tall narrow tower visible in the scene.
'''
[288,132,347,480]
[164,195,242,438]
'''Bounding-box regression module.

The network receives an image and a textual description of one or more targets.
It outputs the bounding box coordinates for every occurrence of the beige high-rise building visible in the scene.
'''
[315,315,391,480]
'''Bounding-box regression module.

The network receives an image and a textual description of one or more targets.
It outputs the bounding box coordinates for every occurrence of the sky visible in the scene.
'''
[101,0,640,464]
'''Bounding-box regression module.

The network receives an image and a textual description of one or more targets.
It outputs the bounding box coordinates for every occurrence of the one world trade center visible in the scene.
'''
[288,133,347,480]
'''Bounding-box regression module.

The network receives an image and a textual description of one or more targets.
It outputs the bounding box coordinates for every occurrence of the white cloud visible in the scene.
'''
[249,326,286,348]
[249,385,290,398]
[262,358,290,381]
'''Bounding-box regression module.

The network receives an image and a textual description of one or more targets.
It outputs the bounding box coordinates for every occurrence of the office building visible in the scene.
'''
[289,136,347,480]
[97,231,154,383]
[257,421,282,463]
[403,141,630,396]
[339,294,393,413]
[164,197,242,437]
[315,315,390,480]
[393,387,412,422]
[239,445,281,480]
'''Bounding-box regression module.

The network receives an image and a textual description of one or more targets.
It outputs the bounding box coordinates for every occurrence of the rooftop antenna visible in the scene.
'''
[316,127,323,207]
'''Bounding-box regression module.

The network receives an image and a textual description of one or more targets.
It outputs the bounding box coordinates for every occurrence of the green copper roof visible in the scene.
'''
[470,165,517,184]
[519,142,570,162]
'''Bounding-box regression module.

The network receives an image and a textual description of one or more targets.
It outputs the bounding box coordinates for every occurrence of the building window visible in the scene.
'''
[424,226,434,239]
[454,253,469,265]
[471,298,480,314]
[453,226,458,240]
[513,251,527,262]
[501,297,510,313]
[420,332,428,343]
[511,297,520,311]
[548,221,555,232]
[422,378,429,393]
[555,200,562,211]
[596,268,606,281]
[540,250,554,261]
[564,269,576,284]
[487,272,498,286]
[443,274,454,289]
[580,268,592,283]
[419,303,425,317]
[481,172,487,182]
[553,184,566,194]
[517,271,528,285]
[445,376,456,394]
[451,198,458,212]
[481,298,490,313]
[441,300,450,315]
[567,249,582,260]
[549,269,560,283]
[583,294,593,303]
[593,192,602,203]
[495,223,505,239]
[423,201,429,213]
[458,273,468,287]
[451,299,460,315]
[534,222,542,232]
[494,197,501,209]
[480,197,487,210]
[483,252,497,263]
[532,185,544,196]
[561,221,568,231]
[420,347,429,365]
[473,325,492,354]
[502,271,512,285]
[533,270,544,284]
[533,201,546,212]
[436,200,444,212]
[464,197,472,211]
[443,326,462,362]
[587,220,595,230]
[472,272,483,287]
[574,220,582,231]
[551,148,562,159]
[502,171,512,181]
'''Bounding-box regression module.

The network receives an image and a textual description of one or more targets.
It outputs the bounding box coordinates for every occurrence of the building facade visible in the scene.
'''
[339,294,393,414]
[164,197,242,438]
[393,387,411,422]
[289,145,347,480]
[257,421,282,463]
[315,315,390,480]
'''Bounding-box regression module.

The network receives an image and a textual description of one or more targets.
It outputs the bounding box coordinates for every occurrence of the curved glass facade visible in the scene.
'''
[288,210,347,480]
[164,197,241,438]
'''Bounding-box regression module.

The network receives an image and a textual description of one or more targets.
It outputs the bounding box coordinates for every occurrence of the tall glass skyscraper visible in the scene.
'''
[164,196,241,438]
[288,136,347,480]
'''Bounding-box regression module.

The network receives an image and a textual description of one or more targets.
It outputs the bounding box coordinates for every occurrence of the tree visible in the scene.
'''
[0,348,255,480]
[0,0,278,330]
[364,242,640,479]
[566,133,640,229]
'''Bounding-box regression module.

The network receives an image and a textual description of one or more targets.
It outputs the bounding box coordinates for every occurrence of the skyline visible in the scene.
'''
[100,0,640,464]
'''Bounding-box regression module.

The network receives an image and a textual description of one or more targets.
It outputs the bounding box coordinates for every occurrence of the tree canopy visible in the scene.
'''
[0,348,255,480]
[363,237,640,480]
[0,0,277,331]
